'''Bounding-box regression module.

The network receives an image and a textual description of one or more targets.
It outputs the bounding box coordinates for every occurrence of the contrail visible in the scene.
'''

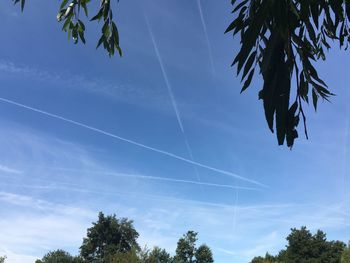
[0,97,267,187]
[32,166,261,191]
[145,15,204,188]
[184,137,203,189]
[0,182,240,210]
[144,16,185,133]
[232,188,239,232]
[196,0,216,75]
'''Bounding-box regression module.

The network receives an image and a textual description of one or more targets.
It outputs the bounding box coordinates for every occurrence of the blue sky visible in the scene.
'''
[0,0,350,262]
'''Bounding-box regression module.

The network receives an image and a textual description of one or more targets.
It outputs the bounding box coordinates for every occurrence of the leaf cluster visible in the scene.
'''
[226,0,350,147]
[14,0,122,57]
[250,226,347,263]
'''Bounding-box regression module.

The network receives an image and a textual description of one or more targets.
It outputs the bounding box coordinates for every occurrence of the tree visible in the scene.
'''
[342,243,350,263]
[174,231,214,263]
[12,0,350,147]
[110,249,140,263]
[250,227,346,263]
[195,245,214,263]
[145,247,173,263]
[35,250,83,263]
[0,256,6,263]
[282,227,345,263]
[80,212,139,262]
[175,231,198,263]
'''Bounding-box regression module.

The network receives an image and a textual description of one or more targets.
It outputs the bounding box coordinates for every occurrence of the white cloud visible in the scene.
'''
[0,123,349,263]
[0,165,22,174]
[0,60,168,110]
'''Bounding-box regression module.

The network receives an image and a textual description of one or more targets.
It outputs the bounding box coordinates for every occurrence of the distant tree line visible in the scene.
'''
[33,212,214,263]
[250,226,350,263]
[3,214,350,262]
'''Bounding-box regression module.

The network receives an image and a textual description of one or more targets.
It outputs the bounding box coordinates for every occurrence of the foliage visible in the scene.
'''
[225,0,350,147]
[174,231,214,263]
[175,231,198,263]
[0,256,6,263]
[250,227,346,263]
[342,243,350,263]
[250,253,280,263]
[12,0,350,147]
[35,212,215,263]
[13,0,121,57]
[35,250,84,263]
[144,246,173,263]
[80,212,139,262]
[195,245,214,263]
[110,249,140,263]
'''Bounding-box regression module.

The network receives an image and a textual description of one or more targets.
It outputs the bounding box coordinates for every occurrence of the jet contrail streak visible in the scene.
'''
[196,0,215,75]
[0,182,239,209]
[0,97,267,187]
[36,166,260,191]
[144,16,185,133]
[145,15,205,189]
[232,188,239,232]
[184,137,203,189]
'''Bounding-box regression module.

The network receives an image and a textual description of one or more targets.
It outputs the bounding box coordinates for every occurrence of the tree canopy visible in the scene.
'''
[35,212,215,263]
[250,226,346,263]
[80,212,139,262]
[11,1,350,147]
[174,231,214,263]
[35,250,84,263]
[342,243,350,263]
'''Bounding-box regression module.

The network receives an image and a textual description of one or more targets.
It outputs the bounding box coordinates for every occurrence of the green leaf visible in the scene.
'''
[232,0,248,13]
[312,88,318,111]
[241,69,254,93]
[242,51,256,81]
[79,31,86,44]
[96,35,105,49]
[60,0,69,10]
[21,0,25,11]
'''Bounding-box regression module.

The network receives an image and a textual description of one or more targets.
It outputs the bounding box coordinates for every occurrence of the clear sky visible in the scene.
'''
[0,0,350,262]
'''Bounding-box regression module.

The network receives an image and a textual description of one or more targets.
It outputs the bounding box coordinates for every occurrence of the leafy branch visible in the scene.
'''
[14,0,122,57]
[226,0,348,148]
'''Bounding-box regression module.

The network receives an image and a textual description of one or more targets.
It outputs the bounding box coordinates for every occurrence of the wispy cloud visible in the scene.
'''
[0,124,349,263]
[0,97,267,187]
[0,60,167,109]
[0,192,95,263]
[0,165,22,174]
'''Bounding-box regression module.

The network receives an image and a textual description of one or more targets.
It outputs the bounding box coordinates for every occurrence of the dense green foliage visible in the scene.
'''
[250,227,346,263]
[341,243,350,263]
[35,250,84,263]
[13,0,121,56]
[195,245,214,263]
[174,231,214,263]
[226,0,350,147]
[35,212,214,263]
[12,0,350,147]
[80,212,139,262]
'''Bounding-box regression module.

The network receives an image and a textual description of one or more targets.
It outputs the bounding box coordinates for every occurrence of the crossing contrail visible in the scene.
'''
[144,16,185,133]
[0,97,267,187]
[35,166,261,191]
[145,15,205,188]
[196,0,215,75]
[0,182,240,209]
[184,137,203,189]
